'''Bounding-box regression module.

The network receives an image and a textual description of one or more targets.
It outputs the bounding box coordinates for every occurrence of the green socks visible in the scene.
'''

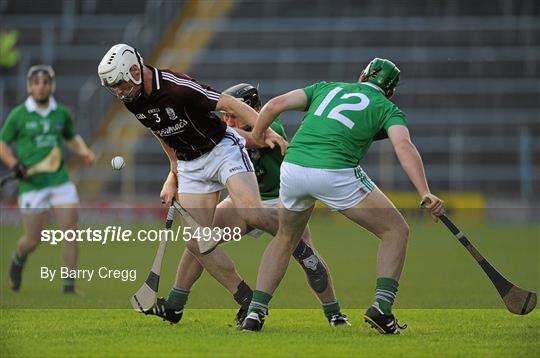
[322,299,341,319]
[374,277,399,315]
[247,290,272,316]
[168,287,190,309]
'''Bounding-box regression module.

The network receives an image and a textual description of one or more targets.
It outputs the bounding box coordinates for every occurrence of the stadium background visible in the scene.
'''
[0,1,538,356]
[0,0,538,213]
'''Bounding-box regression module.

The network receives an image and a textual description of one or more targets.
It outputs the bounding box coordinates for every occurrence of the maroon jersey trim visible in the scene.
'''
[161,72,221,102]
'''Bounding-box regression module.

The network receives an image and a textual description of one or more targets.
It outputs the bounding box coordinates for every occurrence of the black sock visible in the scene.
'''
[233,280,253,309]
[12,252,27,267]
[292,241,309,260]
[63,278,75,293]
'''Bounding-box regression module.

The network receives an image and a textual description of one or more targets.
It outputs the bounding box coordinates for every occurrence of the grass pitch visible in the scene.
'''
[1,212,539,356]
[2,309,539,357]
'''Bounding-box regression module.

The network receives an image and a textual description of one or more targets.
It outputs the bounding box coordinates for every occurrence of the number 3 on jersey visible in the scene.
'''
[313,87,369,129]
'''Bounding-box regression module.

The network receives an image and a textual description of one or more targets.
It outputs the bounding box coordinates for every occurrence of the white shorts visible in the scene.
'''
[177,127,254,194]
[18,182,79,214]
[280,162,374,212]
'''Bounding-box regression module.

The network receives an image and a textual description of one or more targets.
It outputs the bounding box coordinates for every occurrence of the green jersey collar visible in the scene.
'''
[361,82,385,94]
[25,96,58,117]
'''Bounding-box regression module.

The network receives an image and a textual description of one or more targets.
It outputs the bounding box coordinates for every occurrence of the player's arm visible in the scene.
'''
[153,133,178,205]
[0,141,27,178]
[60,108,94,165]
[252,89,307,150]
[232,127,258,149]
[65,135,95,165]
[0,113,27,178]
[0,141,18,169]
[387,125,445,220]
[217,93,288,154]
[216,93,258,127]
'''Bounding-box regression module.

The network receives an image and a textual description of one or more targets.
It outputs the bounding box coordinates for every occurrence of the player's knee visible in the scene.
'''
[22,229,41,243]
[394,220,409,245]
[23,236,40,252]
[243,211,272,232]
[377,218,408,245]
[276,228,303,252]
[184,239,201,257]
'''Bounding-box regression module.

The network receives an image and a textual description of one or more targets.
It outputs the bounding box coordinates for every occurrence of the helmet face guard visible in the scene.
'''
[27,64,56,96]
[27,65,55,83]
[362,58,400,97]
[103,80,142,102]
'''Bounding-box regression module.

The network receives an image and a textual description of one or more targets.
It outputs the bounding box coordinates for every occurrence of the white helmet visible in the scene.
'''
[98,44,143,87]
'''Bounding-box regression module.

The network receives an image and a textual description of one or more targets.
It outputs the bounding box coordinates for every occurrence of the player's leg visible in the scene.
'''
[226,175,334,296]
[242,206,314,331]
[341,187,408,282]
[155,191,217,323]
[178,192,248,292]
[50,182,80,293]
[226,171,277,233]
[340,186,409,334]
[201,197,254,323]
[9,211,47,291]
[51,204,79,293]
[227,178,345,324]
[157,192,253,324]
[215,196,346,325]
[149,249,202,324]
[9,189,49,291]
[297,225,349,326]
[170,246,253,325]
[211,196,249,234]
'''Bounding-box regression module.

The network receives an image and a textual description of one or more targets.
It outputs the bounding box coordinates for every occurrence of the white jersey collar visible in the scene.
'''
[25,96,58,117]
[361,82,385,94]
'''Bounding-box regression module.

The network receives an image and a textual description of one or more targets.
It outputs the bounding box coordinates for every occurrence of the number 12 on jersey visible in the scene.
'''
[313,87,370,129]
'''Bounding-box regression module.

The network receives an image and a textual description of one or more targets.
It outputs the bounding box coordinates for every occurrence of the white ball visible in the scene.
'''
[111,156,125,170]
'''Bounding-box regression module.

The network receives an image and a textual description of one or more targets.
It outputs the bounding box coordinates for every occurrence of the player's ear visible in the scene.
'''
[358,72,366,83]
[130,64,141,82]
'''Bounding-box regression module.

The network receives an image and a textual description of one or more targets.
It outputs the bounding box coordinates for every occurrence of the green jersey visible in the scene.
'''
[285,81,407,169]
[247,118,287,201]
[0,97,76,193]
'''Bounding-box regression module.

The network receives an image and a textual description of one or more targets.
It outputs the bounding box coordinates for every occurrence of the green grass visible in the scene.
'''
[1,213,539,356]
[1,309,539,357]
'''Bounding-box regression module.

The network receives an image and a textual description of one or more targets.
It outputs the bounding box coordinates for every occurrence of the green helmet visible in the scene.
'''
[361,58,400,96]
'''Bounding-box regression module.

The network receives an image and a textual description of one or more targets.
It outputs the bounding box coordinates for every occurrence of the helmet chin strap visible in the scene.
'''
[134,48,145,96]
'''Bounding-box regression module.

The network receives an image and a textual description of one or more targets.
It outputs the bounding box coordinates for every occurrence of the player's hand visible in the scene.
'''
[11,162,27,179]
[81,149,95,165]
[263,128,288,156]
[420,194,445,222]
[160,178,178,206]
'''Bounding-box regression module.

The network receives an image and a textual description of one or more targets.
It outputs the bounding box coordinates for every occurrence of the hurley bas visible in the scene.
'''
[41,266,137,282]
